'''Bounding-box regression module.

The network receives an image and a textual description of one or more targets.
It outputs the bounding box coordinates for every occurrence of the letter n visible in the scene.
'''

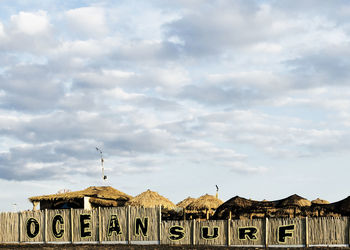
[135,217,148,237]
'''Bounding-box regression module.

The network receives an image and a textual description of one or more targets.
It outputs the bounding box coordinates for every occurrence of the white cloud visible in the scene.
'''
[65,7,108,38]
[10,11,50,35]
[0,22,5,38]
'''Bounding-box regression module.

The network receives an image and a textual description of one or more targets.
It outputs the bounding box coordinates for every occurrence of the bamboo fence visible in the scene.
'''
[0,207,350,247]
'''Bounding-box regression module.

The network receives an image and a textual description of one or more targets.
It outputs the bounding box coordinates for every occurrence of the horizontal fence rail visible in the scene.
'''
[0,207,350,247]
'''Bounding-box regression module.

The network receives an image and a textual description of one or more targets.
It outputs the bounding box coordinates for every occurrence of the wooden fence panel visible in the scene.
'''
[3,208,350,246]
[230,219,264,246]
[0,212,19,243]
[72,209,98,242]
[268,217,305,246]
[130,207,159,243]
[20,210,44,243]
[194,220,227,246]
[308,217,348,245]
[46,209,71,243]
[100,207,128,243]
[161,220,192,245]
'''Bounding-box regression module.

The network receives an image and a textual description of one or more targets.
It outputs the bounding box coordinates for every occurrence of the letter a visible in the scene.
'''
[108,215,122,237]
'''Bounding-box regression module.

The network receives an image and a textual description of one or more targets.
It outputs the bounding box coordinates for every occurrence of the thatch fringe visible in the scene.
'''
[29,186,132,202]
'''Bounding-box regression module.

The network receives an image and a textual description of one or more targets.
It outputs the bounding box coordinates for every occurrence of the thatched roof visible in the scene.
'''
[29,186,132,203]
[186,194,223,211]
[177,197,197,208]
[312,198,330,205]
[277,194,311,207]
[219,196,257,209]
[326,196,350,215]
[126,189,175,209]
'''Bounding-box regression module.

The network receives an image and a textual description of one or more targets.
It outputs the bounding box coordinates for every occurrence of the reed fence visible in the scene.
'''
[0,207,350,247]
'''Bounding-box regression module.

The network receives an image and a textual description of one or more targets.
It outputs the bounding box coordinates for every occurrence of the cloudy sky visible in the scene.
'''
[1,0,350,211]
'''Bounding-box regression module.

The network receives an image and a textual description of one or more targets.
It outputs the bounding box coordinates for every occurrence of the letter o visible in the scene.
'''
[26,218,40,238]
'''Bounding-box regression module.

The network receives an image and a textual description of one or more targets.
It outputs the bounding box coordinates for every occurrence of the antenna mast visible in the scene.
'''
[96,147,107,181]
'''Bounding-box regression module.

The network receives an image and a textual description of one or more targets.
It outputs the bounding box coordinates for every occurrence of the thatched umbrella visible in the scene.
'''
[186,194,223,219]
[275,194,311,218]
[177,197,197,208]
[126,189,175,209]
[277,194,311,207]
[311,198,330,205]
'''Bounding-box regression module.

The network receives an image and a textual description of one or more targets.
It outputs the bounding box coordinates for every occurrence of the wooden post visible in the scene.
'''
[265,217,269,248]
[229,211,232,220]
[127,206,131,244]
[98,207,102,243]
[349,216,350,247]
[44,209,47,243]
[70,208,74,243]
[192,219,196,245]
[183,209,186,221]
[158,205,162,244]
[305,217,309,247]
[18,212,21,243]
[227,219,231,246]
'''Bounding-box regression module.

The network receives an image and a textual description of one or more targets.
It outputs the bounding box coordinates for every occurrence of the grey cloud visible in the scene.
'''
[0,64,64,111]
[164,1,283,56]
[286,48,350,87]
[0,141,104,181]
[105,129,174,154]
[179,84,263,106]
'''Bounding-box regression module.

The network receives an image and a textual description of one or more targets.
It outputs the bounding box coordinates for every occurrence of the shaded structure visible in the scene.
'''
[214,194,313,219]
[186,194,223,220]
[29,186,132,210]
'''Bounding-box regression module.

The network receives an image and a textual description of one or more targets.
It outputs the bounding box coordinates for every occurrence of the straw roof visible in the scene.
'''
[277,194,311,207]
[29,186,132,203]
[126,189,175,209]
[219,196,259,209]
[186,194,223,211]
[177,197,197,208]
[312,198,330,205]
[326,196,350,215]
